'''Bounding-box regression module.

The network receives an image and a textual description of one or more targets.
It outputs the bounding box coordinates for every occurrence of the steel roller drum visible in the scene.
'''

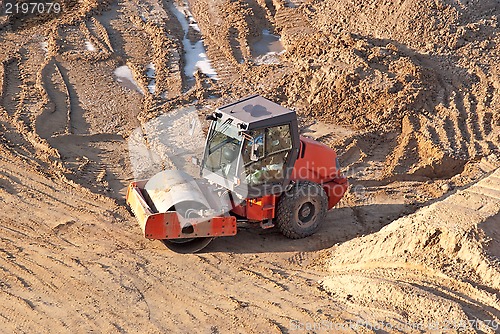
[144,170,214,253]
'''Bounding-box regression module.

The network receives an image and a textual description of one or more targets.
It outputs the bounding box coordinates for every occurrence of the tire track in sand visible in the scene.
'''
[35,58,71,139]
[0,58,22,118]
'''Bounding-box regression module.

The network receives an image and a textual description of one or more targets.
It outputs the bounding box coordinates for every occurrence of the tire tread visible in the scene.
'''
[276,181,327,239]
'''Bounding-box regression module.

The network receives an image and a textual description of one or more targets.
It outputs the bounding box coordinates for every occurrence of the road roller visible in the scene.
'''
[126,95,349,253]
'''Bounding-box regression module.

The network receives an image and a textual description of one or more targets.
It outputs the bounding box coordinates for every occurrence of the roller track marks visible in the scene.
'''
[387,74,499,178]
[0,59,22,118]
[274,5,313,40]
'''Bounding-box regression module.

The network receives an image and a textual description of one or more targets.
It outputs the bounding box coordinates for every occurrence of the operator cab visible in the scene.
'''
[201,95,300,198]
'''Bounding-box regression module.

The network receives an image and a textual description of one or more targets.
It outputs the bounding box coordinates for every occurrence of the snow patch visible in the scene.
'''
[114,65,144,94]
[169,2,217,79]
[146,63,156,94]
[252,30,285,65]
[85,41,96,52]
[254,52,284,65]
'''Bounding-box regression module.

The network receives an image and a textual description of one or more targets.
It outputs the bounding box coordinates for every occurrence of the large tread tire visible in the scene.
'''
[276,181,328,239]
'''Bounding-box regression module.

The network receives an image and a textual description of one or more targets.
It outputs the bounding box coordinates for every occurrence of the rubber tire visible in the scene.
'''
[276,181,328,239]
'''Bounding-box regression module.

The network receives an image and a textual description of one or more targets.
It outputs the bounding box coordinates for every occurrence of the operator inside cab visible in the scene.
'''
[242,125,293,186]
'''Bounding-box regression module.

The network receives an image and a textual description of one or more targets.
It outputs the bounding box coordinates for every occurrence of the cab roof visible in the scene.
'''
[216,95,296,130]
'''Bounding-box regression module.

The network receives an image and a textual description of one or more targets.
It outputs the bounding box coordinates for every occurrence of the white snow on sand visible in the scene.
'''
[169,3,217,79]
[146,63,155,78]
[85,41,96,52]
[252,29,285,65]
[114,65,144,94]
[146,63,156,94]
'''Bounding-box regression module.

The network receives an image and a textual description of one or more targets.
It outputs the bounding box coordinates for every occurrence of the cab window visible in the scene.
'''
[266,125,292,154]
[242,124,292,186]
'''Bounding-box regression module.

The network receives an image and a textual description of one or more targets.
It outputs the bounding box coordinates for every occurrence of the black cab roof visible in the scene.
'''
[216,95,296,130]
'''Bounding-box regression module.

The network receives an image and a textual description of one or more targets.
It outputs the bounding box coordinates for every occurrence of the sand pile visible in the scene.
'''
[279,32,439,131]
[321,168,500,329]
[273,0,500,178]
[311,0,500,50]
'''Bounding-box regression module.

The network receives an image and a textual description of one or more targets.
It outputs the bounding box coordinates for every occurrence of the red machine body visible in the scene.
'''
[126,95,349,252]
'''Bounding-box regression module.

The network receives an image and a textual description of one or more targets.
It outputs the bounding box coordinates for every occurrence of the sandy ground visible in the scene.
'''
[0,0,499,332]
